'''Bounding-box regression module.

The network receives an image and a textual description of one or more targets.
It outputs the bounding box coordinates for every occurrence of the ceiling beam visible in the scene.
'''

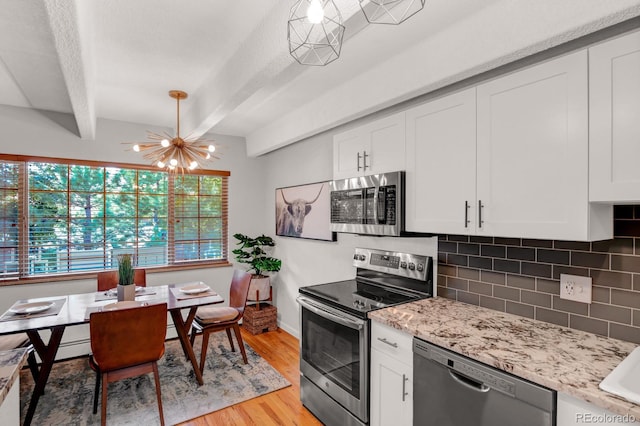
[43,0,96,140]
[182,0,365,140]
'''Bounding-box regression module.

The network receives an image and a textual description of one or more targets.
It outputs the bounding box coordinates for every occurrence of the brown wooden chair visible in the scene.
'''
[96,268,147,291]
[89,302,167,426]
[189,270,252,373]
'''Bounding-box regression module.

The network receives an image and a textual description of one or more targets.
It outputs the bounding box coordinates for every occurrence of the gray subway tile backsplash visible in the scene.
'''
[480,296,506,311]
[537,249,570,265]
[569,314,609,337]
[589,303,632,324]
[506,301,535,319]
[494,259,520,274]
[436,208,640,344]
[571,251,610,269]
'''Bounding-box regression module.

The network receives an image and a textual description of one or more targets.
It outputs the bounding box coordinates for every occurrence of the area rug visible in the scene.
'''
[20,334,291,425]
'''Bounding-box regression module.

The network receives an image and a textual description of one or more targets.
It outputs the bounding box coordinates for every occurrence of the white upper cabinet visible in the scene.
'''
[589,29,640,203]
[477,49,610,241]
[333,112,406,179]
[405,50,612,241]
[405,88,477,235]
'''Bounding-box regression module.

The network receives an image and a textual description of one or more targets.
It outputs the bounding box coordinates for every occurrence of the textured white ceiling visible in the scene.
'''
[0,0,639,155]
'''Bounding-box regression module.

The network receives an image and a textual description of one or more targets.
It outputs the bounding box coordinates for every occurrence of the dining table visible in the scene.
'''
[0,283,224,426]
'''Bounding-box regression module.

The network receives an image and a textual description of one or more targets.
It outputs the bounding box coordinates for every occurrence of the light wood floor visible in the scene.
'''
[179,327,323,426]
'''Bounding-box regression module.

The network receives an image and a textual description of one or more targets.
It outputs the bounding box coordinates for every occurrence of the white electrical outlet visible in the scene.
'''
[560,274,592,303]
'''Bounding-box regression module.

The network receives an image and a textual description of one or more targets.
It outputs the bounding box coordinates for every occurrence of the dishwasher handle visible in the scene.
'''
[449,369,490,393]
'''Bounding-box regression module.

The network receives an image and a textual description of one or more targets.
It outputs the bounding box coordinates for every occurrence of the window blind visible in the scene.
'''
[0,154,229,281]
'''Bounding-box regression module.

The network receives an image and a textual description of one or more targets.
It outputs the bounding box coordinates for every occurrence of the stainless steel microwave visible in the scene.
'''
[330,171,404,236]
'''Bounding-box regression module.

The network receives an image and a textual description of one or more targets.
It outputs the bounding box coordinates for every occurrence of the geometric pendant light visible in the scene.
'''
[288,0,345,66]
[359,0,426,25]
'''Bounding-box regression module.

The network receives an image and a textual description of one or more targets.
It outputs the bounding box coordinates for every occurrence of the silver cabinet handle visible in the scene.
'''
[357,152,362,171]
[377,337,398,348]
[478,200,484,228]
[402,374,409,401]
[363,151,369,171]
[464,201,470,228]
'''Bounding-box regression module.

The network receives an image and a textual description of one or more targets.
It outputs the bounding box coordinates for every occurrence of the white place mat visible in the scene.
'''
[0,298,67,322]
[170,282,217,300]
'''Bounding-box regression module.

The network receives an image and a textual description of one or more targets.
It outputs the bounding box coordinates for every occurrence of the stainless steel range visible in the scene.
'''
[297,247,434,426]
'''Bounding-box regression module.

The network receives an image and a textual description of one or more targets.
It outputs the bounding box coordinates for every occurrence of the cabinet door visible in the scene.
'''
[476,50,592,240]
[367,112,406,175]
[370,348,412,426]
[405,89,476,234]
[333,127,366,179]
[590,30,640,202]
[557,393,640,426]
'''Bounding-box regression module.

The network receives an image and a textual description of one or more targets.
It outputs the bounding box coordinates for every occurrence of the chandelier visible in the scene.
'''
[287,0,426,66]
[125,90,218,172]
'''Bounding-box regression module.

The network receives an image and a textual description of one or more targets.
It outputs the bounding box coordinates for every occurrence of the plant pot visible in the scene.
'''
[247,276,271,301]
[117,284,136,302]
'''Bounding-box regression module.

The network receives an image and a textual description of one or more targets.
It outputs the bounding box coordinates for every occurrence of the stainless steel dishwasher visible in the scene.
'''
[413,338,556,426]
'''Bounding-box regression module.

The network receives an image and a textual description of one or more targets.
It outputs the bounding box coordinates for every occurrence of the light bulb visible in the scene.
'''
[170,158,178,166]
[133,144,140,152]
[307,0,324,24]
[161,139,170,147]
[168,164,175,170]
[157,160,165,168]
[189,161,198,170]
[206,153,211,159]
[208,144,216,153]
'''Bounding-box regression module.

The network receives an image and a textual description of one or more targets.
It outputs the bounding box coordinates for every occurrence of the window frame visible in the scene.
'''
[0,153,231,285]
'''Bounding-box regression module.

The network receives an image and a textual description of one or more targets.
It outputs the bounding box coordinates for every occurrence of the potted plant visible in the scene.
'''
[232,233,282,303]
[117,253,136,302]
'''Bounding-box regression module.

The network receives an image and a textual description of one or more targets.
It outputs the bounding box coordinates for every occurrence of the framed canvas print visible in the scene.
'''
[275,181,336,241]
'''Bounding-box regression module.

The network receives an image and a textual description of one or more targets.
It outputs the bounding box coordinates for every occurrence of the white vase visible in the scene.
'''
[117,284,136,302]
[247,276,271,301]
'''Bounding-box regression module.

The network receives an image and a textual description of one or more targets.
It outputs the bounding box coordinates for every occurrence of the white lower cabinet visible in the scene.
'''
[557,392,640,426]
[370,322,413,426]
[0,375,19,425]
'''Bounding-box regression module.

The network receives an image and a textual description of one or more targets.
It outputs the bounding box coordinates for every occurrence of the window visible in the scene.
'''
[0,155,229,280]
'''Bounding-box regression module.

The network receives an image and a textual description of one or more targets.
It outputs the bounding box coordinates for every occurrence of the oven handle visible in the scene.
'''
[297,296,365,330]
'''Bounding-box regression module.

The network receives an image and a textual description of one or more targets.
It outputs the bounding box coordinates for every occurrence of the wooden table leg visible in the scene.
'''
[170,308,204,386]
[24,326,65,426]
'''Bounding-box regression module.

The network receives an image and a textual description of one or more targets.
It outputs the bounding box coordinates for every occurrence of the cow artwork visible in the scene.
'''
[276,186,323,237]
[275,182,335,241]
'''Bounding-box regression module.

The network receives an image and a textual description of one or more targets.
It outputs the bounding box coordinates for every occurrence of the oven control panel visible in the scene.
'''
[353,247,429,281]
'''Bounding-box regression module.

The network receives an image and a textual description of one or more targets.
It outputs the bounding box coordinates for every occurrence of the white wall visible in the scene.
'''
[0,105,265,357]
[262,130,438,337]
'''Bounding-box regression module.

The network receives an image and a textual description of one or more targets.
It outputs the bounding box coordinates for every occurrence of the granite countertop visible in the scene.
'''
[368,297,640,418]
[0,348,28,406]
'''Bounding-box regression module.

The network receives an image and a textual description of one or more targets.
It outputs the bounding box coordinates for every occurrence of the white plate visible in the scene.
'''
[103,301,145,311]
[179,283,211,294]
[9,301,54,315]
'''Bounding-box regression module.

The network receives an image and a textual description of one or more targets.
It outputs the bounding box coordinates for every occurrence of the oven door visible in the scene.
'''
[297,295,369,423]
